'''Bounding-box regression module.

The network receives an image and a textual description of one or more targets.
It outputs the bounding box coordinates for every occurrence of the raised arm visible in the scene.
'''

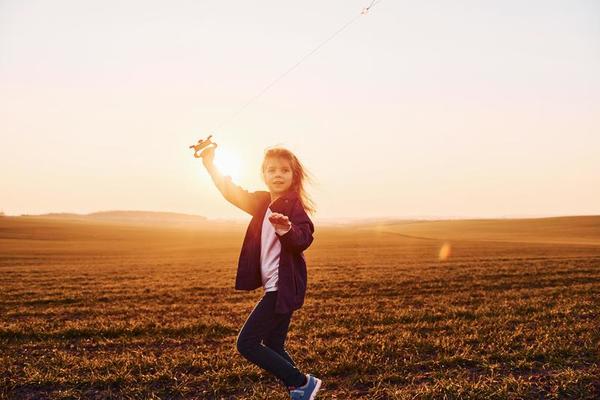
[202,153,260,217]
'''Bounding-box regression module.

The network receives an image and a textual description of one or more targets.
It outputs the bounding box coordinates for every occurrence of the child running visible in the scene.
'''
[198,139,322,399]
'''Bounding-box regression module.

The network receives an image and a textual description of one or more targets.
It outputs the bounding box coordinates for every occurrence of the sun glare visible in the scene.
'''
[439,242,452,261]
[214,149,242,182]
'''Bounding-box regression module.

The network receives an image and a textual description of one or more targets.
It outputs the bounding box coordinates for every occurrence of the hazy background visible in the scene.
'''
[1,0,599,223]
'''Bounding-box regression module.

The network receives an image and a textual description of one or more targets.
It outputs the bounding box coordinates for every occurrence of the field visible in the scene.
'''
[1,215,599,399]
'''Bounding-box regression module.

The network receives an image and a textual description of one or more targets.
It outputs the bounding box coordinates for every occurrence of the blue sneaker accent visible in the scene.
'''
[289,374,322,400]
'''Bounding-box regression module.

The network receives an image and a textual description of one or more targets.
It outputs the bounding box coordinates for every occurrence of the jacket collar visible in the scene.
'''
[276,190,299,201]
[263,190,299,208]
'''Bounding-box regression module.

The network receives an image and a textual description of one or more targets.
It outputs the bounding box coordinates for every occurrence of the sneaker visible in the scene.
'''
[289,374,322,400]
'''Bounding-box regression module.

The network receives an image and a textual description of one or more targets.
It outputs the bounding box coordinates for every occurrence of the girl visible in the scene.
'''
[199,141,322,400]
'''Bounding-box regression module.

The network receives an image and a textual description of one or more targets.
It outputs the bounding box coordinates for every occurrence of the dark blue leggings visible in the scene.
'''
[236,291,306,388]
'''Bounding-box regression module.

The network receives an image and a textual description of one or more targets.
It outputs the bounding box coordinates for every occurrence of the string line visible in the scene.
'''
[212,1,383,132]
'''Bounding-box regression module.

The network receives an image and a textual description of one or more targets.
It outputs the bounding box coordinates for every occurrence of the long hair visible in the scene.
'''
[261,146,317,216]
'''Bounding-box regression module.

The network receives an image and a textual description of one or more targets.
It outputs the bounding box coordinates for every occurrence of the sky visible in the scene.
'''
[1,0,599,222]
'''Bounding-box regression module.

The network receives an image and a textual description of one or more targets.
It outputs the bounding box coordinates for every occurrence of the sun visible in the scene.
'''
[214,149,242,182]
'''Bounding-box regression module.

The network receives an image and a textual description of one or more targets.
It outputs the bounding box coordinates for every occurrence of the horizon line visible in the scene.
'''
[1,209,599,223]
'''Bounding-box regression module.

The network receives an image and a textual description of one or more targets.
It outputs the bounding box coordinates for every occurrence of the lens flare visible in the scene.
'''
[214,149,242,182]
[439,242,451,261]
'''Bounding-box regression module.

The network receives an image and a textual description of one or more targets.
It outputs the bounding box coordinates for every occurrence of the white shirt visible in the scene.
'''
[260,206,291,292]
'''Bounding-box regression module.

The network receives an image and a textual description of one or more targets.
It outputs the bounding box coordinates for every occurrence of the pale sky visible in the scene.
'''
[1,0,599,222]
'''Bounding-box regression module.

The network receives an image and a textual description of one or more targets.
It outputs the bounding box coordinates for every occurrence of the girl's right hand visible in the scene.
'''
[200,142,218,165]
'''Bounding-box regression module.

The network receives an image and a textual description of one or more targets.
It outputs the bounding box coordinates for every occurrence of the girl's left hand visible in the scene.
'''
[269,212,292,231]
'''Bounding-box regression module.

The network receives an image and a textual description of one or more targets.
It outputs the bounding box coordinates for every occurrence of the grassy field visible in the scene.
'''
[1,215,599,399]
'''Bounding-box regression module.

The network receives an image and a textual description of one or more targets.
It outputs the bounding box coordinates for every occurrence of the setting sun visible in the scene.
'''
[213,148,242,182]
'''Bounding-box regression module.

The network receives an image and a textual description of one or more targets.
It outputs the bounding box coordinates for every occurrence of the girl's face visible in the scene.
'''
[263,157,293,195]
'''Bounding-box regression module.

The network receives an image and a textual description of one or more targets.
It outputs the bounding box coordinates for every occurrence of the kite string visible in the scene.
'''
[211,0,383,133]
[362,0,381,14]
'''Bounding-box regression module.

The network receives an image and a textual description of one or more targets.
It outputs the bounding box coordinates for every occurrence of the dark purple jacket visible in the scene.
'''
[218,176,315,314]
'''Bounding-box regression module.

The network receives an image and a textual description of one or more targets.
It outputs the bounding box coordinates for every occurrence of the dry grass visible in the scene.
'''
[1,216,599,399]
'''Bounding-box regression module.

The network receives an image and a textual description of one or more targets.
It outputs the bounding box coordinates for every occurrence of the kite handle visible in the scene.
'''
[189,135,216,158]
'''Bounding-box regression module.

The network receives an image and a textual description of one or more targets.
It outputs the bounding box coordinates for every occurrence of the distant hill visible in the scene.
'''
[369,215,600,245]
[18,210,244,227]
[88,210,208,224]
